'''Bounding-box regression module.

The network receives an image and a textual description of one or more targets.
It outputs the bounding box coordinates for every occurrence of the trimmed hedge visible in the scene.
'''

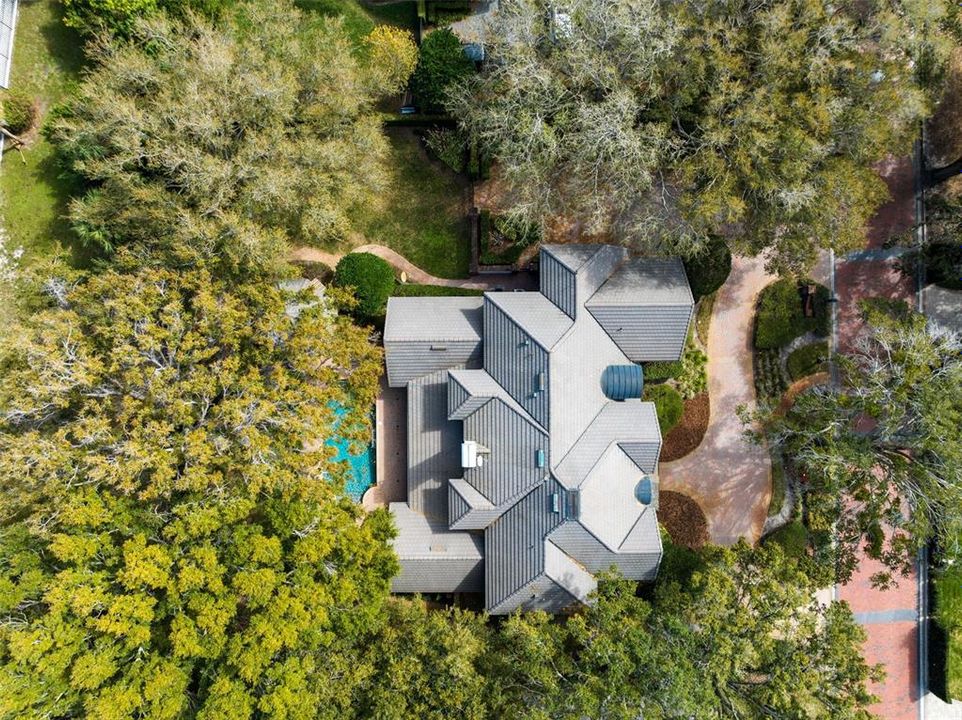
[786,341,828,381]
[645,383,683,434]
[393,283,483,297]
[754,279,829,350]
[334,252,396,320]
[684,237,732,301]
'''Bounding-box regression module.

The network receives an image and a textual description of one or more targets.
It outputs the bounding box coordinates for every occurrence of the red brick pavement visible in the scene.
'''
[834,155,920,720]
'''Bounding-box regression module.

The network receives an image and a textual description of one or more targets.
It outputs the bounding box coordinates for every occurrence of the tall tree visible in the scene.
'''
[760,300,962,584]
[476,544,878,719]
[653,542,881,719]
[451,0,953,274]
[50,1,416,279]
[0,265,396,719]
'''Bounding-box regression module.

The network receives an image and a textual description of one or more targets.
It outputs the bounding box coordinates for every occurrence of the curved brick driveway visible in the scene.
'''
[659,254,775,545]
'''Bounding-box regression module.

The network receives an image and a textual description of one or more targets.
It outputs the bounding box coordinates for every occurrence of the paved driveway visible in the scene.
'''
[659,254,775,545]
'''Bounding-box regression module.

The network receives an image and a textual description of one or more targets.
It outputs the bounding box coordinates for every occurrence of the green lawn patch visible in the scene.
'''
[1,0,87,268]
[394,283,483,296]
[936,561,962,700]
[786,341,829,381]
[352,128,469,279]
[295,0,418,44]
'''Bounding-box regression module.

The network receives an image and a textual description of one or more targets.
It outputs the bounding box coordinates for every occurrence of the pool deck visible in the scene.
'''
[362,376,407,510]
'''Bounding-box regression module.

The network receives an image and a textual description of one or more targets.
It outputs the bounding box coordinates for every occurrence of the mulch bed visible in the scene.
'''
[659,491,710,550]
[660,392,709,462]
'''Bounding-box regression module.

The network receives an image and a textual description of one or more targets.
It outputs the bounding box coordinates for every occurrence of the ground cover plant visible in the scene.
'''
[644,384,684,434]
[393,283,483,297]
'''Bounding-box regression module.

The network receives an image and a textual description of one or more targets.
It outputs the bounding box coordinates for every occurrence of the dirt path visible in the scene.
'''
[291,243,536,290]
[658,254,776,545]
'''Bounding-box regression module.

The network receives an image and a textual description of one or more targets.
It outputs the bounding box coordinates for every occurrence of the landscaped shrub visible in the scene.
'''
[412,28,475,113]
[926,242,962,290]
[334,252,396,320]
[754,278,829,350]
[676,347,707,399]
[936,558,962,700]
[644,360,683,381]
[786,341,829,381]
[764,520,808,561]
[424,127,467,173]
[684,236,732,301]
[0,91,38,134]
[480,212,540,265]
[768,452,786,516]
[393,283,483,297]
[645,383,683,434]
[753,347,789,400]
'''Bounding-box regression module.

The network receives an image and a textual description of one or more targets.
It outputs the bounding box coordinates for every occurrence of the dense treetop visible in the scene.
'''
[50,0,416,279]
[0,265,395,719]
[759,301,962,583]
[451,0,955,273]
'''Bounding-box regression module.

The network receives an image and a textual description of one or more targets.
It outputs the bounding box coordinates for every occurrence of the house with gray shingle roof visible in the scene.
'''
[384,244,693,614]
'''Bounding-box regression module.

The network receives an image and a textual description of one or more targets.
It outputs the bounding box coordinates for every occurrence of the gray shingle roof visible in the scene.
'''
[384,296,484,341]
[484,291,573,350]
[389,245,690,614]
[406,371,462,520]
[586,257,693,306]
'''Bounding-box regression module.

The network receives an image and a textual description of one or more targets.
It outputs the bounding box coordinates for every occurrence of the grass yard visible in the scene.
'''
[1,0,85,267]
[296,0,419,43]
[353,128,470,279]
[936,560,962,700]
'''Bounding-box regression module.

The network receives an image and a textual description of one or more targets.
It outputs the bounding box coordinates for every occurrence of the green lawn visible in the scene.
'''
[296,0,418,42]
[1,0,86,267]
[353,128,470,279]
[936,561,962,700]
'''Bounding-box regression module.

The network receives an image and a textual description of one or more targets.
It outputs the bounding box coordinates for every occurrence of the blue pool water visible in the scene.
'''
[327,404,375,501]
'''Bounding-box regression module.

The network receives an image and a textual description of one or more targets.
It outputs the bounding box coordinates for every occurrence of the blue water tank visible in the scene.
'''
[601,364,644,400]
[635,477,653,505]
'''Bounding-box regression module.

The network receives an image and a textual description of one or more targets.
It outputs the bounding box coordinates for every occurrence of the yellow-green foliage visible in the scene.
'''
[0,266,397,719]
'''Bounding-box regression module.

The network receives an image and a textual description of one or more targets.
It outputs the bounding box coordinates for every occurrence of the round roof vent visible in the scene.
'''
[601,364,644,401]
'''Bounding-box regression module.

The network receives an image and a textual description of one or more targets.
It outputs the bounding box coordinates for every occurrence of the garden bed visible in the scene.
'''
[660,392,710,462]
[658,491,709,550]
[393,283,483,297]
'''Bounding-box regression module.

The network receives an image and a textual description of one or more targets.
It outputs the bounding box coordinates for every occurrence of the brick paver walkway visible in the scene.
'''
[834,155,920,720]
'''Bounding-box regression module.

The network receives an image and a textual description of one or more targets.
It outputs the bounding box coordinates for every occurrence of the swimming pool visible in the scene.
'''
[327,404,375,502]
